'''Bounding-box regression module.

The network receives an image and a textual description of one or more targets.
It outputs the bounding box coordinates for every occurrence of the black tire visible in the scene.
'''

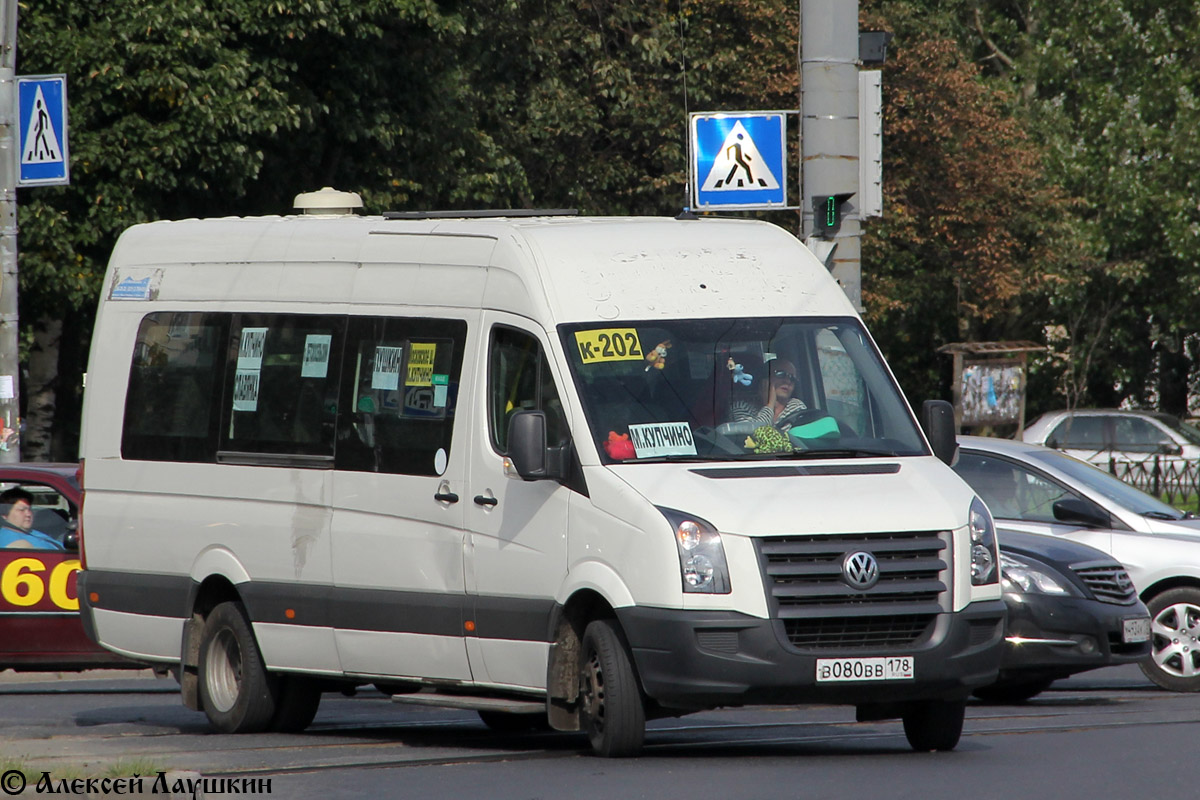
[271,676,322,732]
[578,619,645,757]
[972,678,1054,704]
[477,710,551,732]
[1141,587,1200,692]
[197,601,278,733]
[902,699,966,752]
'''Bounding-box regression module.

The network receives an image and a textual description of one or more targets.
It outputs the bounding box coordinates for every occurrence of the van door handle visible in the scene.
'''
[474,494,498,507]
[434,482,459,504]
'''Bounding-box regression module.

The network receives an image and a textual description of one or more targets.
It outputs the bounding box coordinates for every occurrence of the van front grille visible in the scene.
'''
[784,615,935,649]
[757,531,949,651]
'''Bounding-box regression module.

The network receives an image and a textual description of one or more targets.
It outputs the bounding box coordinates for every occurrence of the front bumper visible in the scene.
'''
[615,600,1006,711]
[997,592,1151,681]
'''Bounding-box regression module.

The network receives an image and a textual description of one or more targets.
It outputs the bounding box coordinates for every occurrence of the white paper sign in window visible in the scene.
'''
[237,327,268,371]
[232,369,261,412]
[372,346,403,391]
[302,334,332,379]
[629,422,697,458]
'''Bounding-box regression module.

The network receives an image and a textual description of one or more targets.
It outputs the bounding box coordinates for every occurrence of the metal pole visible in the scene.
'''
[801,0,861,310]
[0,0,18,462]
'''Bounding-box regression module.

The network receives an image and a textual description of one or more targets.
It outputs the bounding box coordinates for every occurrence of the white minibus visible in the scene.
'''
[78,193,1005,756]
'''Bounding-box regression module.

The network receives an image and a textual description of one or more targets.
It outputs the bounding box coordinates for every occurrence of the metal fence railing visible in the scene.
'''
[1107,455,1200,514]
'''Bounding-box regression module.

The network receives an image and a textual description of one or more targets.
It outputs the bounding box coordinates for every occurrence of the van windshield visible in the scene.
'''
[559,317,928,463]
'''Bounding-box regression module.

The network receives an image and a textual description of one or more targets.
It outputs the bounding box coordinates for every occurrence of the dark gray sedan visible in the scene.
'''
[976,529,1150,702]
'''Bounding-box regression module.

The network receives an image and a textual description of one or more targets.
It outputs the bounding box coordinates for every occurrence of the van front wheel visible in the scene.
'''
[198,601,277,733]
[902,699,965,752]
[578,620,645,757]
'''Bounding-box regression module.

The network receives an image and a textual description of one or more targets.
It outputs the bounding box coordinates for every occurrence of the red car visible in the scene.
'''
[0,463,136,670]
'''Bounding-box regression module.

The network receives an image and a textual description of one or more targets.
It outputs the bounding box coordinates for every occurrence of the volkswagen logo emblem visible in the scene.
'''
[842,551,880,590]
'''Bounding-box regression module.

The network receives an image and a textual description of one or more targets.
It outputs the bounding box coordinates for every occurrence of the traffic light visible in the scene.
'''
[812,193,854,239]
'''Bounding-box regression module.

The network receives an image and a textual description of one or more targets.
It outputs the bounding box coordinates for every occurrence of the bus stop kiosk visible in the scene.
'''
[937,341,1044,436]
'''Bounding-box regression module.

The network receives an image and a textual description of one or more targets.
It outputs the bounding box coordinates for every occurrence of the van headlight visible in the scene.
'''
[969,497,999,585]
[658,508,731,594]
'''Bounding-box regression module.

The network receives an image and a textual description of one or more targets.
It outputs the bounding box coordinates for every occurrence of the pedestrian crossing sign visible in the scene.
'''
[17,75,69,186]
[690,112,786,209]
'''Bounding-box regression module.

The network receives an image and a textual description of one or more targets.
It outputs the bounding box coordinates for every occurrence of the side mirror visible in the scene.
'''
[921,400,958,466]
[1052,497,1110,528]
[1160,443,1183,456]
[507,410,569,481]
[508,411,548,479]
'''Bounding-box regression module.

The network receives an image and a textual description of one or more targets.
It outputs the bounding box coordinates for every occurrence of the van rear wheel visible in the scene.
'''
[198,601,277,733]
[902,699,965,752]
[578,619,645,757]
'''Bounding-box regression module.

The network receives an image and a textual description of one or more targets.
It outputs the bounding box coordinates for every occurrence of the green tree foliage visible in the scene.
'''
[459,0,799,214]
[859,1,1087,407]
[17,0,473,321]
[961,0,1200,414]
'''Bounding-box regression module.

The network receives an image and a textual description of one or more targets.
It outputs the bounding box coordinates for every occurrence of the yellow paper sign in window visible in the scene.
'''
[574,329,645,365]
[406,342,437,386]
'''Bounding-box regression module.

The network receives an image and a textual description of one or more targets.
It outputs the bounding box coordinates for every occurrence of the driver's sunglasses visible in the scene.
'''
[772,369,797,383]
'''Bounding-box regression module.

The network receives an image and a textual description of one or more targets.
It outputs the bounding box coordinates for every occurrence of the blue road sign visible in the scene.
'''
[17,75,69,186]
[691,112,786,209]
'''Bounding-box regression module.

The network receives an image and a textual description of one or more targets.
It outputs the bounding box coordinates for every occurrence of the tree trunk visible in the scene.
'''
[22,316,62,462]
[1157,339,1190,419]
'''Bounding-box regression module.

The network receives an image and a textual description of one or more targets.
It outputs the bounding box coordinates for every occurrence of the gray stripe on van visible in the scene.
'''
[83,570,553,642]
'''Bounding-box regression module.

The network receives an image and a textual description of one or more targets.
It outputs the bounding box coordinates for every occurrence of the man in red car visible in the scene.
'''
[0,488,63,550]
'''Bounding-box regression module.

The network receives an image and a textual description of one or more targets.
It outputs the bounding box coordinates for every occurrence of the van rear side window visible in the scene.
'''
[122,313,227,463]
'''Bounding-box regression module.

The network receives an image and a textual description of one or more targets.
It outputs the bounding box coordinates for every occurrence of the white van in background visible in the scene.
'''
[77,193,1005,756]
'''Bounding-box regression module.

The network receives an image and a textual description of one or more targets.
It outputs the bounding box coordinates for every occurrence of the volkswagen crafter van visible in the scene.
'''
[78,197,1005,756]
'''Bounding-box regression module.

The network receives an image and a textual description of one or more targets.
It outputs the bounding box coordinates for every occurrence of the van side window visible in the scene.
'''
[335,317,467,476]
[123,312,228,462]
[221,315,344,458]
[489,327,568,453]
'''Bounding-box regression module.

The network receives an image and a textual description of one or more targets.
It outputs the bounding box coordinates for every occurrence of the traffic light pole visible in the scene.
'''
[0,0,18,461]
[800,0,861,311]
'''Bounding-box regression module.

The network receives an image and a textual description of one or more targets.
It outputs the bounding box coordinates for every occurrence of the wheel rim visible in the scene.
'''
[205,627,243,713]
[580,647,606,738]
[1151,601,1200,679]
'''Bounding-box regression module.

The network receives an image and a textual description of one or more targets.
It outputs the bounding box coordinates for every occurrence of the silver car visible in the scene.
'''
[953,435,1200,692]
[1022,408,1200,469]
